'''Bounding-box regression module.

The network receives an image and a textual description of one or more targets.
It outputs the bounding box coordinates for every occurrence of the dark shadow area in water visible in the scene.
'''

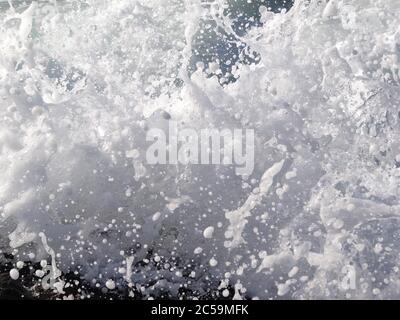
[191,0,294,84]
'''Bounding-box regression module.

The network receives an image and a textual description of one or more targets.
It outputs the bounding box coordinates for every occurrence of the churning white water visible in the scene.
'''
[1,0,400,299]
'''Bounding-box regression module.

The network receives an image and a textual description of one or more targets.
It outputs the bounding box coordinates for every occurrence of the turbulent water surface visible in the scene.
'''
[1,0,400,299]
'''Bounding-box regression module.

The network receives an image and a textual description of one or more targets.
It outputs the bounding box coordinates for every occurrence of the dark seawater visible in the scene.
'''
[192,0,295,82]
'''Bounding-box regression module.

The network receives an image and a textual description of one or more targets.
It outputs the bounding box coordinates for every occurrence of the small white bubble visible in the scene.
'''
[9,268,19,280]
[105,279,116,290]
[203,226,214,239]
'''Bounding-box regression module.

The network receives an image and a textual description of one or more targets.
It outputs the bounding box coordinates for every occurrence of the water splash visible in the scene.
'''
[0,0,400,299]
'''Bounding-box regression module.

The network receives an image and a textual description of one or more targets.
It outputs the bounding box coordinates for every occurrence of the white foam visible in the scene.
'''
[1,0,400,299]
